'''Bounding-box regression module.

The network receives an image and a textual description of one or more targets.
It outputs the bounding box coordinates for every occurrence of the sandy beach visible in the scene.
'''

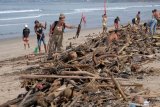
[0,28,102,61]
[1,0,160,106]
[0,26,160,106]
[0,27,103,104]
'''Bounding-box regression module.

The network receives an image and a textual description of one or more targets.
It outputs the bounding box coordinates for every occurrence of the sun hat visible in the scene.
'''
[59,13,65,18]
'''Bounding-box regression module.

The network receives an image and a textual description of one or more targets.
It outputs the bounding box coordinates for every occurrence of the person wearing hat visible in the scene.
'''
[107,30,119,46]
[48,13,77,59]
[34,20,47,53]
[23,24,30,49]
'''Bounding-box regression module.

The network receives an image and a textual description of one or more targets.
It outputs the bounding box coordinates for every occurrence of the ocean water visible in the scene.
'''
[0,1,160,39]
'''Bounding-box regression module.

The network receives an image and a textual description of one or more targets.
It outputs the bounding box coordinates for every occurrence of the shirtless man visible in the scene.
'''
[154,9,160,19]
[154,9,160,28]
[107,30,119,46]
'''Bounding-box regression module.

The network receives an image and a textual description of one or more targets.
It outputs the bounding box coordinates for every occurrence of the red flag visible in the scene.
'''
[104,0,106,14]
[82,13,86,24]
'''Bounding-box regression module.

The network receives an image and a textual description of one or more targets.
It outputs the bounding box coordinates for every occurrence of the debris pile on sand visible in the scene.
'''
[1,25,160,107]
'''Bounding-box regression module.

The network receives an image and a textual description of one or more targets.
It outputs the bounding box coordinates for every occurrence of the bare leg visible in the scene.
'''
[26,41,30,48]
[42,37,47,53]
[28,43,30,48]
[24,43,26,50]
[38,39,41,53]
[44,44,47,53]
[39,46,41,53]
[102,27,105,34]
[105,27,107,33]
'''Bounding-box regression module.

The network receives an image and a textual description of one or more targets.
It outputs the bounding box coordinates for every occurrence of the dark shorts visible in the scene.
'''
[37,34,46,47]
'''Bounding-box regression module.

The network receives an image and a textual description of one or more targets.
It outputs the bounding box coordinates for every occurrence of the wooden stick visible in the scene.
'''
[46,85,68,102]
[127,90,148,99]
[64,64,91,68]
[139,94,160,98]
[117,54,133,59]
[98,83,143,87]
[107,71,127,101]
[0,98,23,107]
[92,51,98,65]
[120,84,143,87]
[18,92,44,107]
[66,79,81,89]
[118,43,129,54]
[67,56,86,64]
[118,90,148,101]
[98,54,117,59]
[68,94,82,107]
[20,74,127,81]
[18,84,37,107]
[61,71,96,77]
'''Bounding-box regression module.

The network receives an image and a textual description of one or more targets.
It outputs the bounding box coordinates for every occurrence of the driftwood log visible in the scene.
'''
[20,74,127,81]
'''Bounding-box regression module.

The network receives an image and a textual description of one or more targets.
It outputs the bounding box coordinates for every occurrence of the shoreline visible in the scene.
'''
[0,25,106,41]
[0,27,105,61]
[0,27,101,42]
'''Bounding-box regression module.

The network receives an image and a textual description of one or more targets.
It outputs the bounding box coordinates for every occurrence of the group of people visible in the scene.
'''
[102,9,160,45]
[22,9,160,58]
[102,11,141,33]
[22,20,47,52]
[102,14,120,34]
[22,14,77,59]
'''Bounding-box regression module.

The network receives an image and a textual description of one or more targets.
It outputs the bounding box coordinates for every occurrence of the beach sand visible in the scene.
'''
[0,27,160,105]
[0,28,102,61]
[0,27,103,104]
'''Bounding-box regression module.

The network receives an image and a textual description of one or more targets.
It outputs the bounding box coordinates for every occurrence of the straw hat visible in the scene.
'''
[59,13,65,18]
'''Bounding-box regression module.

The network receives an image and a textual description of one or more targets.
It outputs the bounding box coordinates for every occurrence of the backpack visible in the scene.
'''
[52,21,65,34]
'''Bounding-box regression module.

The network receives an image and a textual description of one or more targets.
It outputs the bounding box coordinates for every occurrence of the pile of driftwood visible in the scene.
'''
[1,24,160,107]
